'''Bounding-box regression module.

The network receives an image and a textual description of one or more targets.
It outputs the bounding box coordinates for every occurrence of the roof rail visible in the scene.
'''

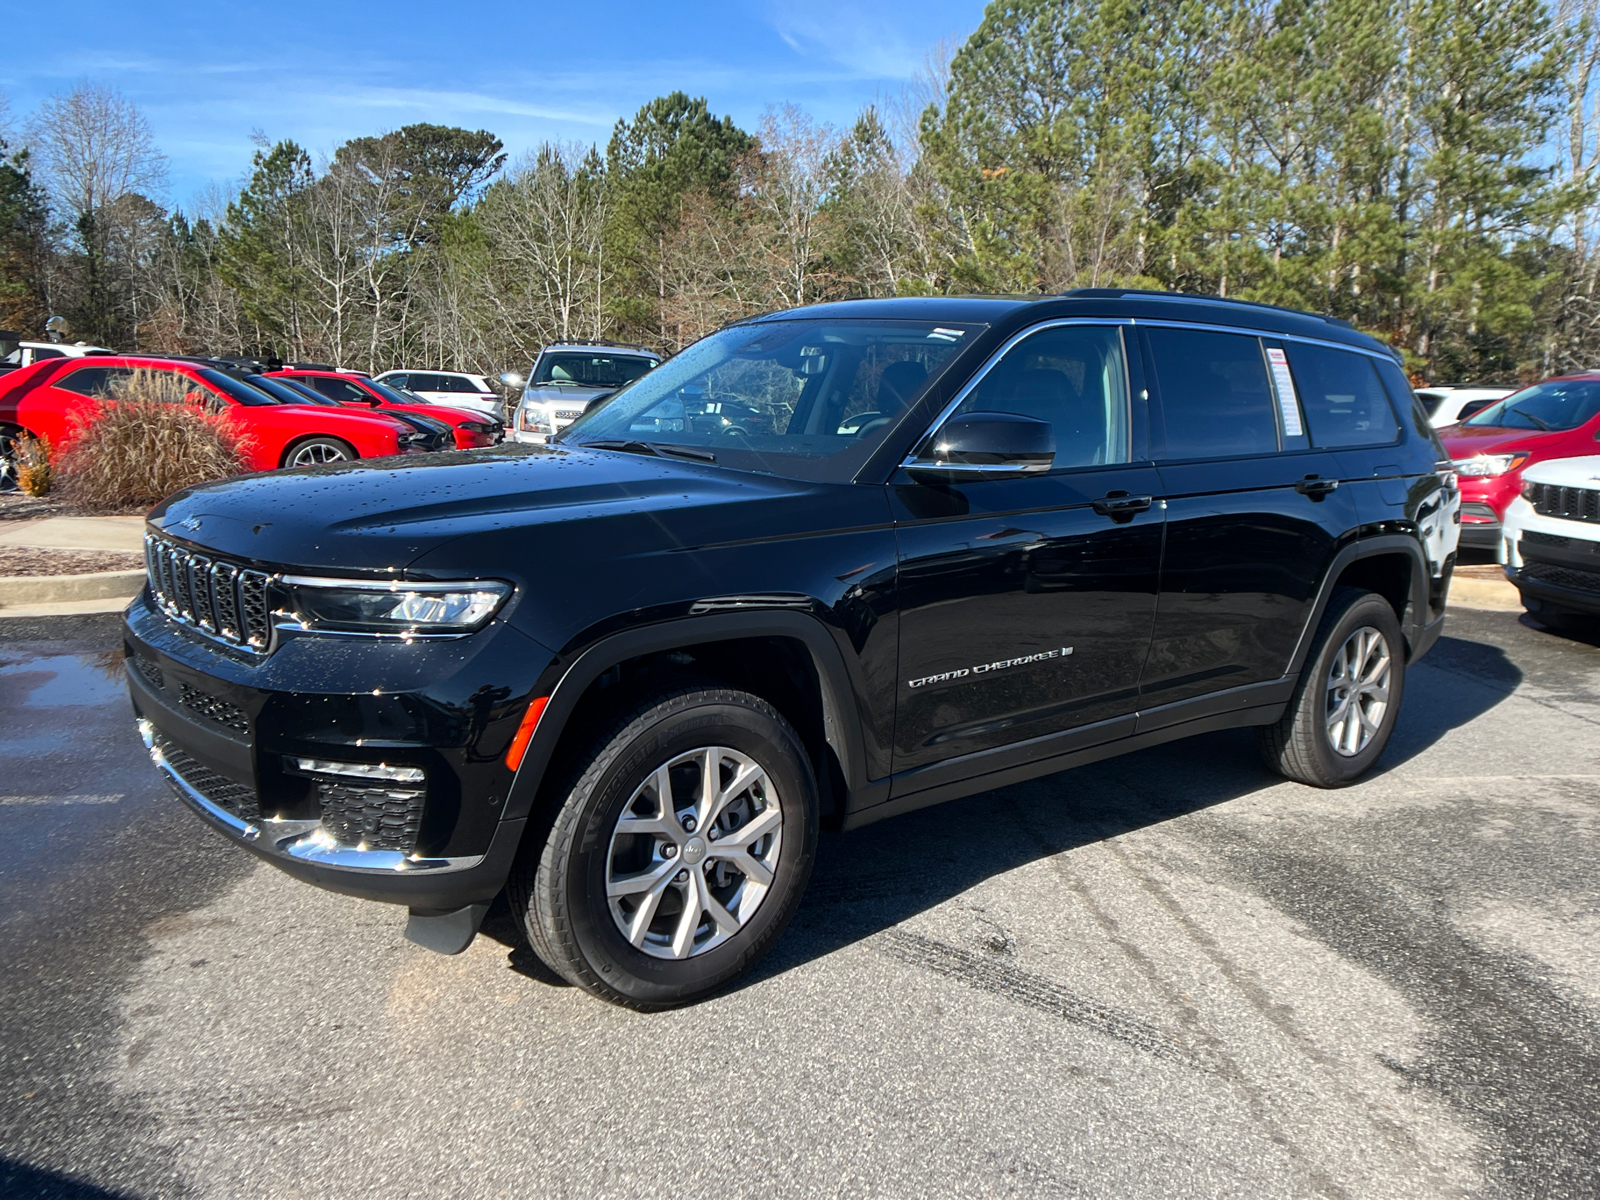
[541,339,659,356]
[1058,288,1356,329]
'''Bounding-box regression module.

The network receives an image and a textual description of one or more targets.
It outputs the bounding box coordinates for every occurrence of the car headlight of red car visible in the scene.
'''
[1451,453,1527,478]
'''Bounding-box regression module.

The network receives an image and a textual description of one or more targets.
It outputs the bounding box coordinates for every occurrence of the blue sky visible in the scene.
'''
[0,0,982,211]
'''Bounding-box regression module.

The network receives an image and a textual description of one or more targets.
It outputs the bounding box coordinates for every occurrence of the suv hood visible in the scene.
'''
[1440,425,1566,457]
[147,444,812,572]
[1521,453,1600,486]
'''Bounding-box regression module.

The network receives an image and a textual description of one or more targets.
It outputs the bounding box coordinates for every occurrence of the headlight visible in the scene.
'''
[1452,453,1528,478]
[517,406,552,433]
[279,576,511,635]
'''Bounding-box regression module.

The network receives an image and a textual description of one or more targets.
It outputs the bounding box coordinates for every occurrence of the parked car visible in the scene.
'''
[0,356,425,479]
[372,369,504,420]
[125,289,1456,1010]
[268,369,504,449]
[1415,385,1514,428]
[511,343,660,444]
[1439,373,1600,551]
[238,373,454,453]
[1501,453,1600,627]
[0,337,113,375]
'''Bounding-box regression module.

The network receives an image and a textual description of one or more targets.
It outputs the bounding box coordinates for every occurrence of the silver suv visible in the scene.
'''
[511,343,659,444]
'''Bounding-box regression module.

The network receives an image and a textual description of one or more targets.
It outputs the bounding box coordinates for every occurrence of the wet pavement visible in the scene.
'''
[1,606,1598,1199]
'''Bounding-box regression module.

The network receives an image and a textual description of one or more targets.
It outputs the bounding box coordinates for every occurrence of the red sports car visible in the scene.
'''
[268,369,504,449]
[0,356,421,484]
[1439,372,1600,551]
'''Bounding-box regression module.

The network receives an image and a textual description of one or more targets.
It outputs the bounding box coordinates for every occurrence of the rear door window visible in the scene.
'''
[1146,328,1279,459]
[408,373,445,391]
[1283,342,1399,447]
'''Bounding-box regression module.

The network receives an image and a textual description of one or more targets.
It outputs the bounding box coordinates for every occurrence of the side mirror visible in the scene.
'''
[500,371,525,388]
[904,412,1054,484]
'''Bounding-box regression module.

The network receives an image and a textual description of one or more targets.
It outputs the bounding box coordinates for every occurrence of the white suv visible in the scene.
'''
[511,344,659,445]
[0,339,112,374]
[1416,385,1513,428]
[372,370,503,419]
[1502,454,1600,627]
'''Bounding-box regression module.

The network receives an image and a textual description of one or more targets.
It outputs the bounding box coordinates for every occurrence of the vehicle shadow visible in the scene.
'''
[0,1158,138,1200]
[483,634,1522,995]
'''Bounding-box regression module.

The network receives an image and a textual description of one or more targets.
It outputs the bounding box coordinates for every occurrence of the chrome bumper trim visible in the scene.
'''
[139,719,484,874]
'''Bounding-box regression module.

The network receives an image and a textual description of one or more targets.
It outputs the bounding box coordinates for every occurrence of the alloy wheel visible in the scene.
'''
[1325,625,1392,756]
[605,745,783,960]
[290,442,352,467]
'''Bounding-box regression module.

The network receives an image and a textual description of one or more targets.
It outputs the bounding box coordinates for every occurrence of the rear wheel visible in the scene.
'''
[0,428,19,492]
[1258,587,1405,787]
[509,686,819,1009]
[282,437,355,468]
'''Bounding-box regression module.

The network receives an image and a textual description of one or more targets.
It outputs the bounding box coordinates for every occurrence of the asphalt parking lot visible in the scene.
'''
[2,603,1598,1200]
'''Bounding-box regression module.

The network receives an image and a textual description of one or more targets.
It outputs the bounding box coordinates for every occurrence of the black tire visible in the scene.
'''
[1257,587,1406,787]
[281,437,356,468]
[508,686,819,1010]
[0,428,19,493]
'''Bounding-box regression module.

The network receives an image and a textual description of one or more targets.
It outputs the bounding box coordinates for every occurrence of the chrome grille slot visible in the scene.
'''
[145,535,274,654]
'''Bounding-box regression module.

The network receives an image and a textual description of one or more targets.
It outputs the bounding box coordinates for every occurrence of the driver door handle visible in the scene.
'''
[1295,475,1340,498]
[1092,492,1154,519]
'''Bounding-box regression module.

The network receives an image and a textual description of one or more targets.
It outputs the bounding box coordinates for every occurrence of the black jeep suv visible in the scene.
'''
[124,291,1459,1008]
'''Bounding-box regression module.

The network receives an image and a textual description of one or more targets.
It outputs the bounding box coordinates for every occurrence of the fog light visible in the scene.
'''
[292,757,425,783]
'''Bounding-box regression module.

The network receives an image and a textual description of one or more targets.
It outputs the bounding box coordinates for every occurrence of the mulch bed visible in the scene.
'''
[0,546,145,577]
[0,492,144,521]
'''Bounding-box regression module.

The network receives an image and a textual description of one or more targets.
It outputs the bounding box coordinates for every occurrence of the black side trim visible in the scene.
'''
[502,610,880,824]
[845,701,1285,831]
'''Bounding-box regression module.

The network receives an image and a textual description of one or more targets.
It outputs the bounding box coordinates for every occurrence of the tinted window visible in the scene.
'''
[1372,358,1434,441]
[948,324,1130,467]
[305,376,372,404]
[196,369,278,406]
[56,366,133,397]
[32,347,66,361]
[1147,328,1278,459]
[383,373,409,388]
[1283,343,1399,447]
[1415,390,1445,417]
[439,374,479,393]
[1464,380,1600,431]
[1458,399,1495,420]
[407,373,445,391]
[535,353,658,388]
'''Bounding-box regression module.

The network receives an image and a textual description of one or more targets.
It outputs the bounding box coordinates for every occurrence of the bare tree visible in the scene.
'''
[748,106,835,307]
[28,82,167,229]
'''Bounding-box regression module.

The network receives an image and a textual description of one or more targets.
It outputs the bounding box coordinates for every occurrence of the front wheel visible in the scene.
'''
[1258,587,1406,787]
[509,686,819,1009]
[283,437,355,468]
[0,429,19,493]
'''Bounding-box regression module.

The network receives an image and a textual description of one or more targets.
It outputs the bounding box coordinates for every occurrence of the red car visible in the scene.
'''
[1440,372,1600,551]
[268,369,503,450]
[0,356,421,481]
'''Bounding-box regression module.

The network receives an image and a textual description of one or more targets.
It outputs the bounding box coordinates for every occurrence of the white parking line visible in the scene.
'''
[0,794,125,805]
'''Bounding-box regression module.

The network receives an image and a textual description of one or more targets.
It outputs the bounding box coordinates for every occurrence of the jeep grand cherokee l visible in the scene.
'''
[124,290,1458,1009]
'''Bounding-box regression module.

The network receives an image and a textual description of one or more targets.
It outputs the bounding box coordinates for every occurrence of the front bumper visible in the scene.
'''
[1458,501,1501,548]
[124,591,549,910]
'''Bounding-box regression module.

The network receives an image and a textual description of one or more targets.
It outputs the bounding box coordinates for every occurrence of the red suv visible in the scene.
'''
[0,356,421,481]
[1439,373,1600,551]
[268,370,503,449]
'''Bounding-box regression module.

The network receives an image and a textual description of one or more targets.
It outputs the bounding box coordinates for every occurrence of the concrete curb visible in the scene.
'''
[0,596,136,619]
[1448,576,1523,612]
[0,569,145,607]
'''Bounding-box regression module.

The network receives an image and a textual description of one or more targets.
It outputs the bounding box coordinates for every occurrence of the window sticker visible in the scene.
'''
[1266,347,1305,437]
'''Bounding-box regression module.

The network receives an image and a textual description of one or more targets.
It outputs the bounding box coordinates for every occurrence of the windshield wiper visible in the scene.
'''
[578,439,717,463]
[1509,406,1551,430]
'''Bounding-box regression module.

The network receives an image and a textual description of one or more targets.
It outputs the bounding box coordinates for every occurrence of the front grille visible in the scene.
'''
[554,409,584,420]
[1523,559,1600,597]
[145,535,273,653]
[316,782,425,852]
[131,654,164,691]
[179,683,249,733]
[1521,529,1571,548]
[1526,482,1600,524]
[153,730,260,822]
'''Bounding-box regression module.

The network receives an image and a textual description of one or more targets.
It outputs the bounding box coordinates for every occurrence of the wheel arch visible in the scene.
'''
[1288,536,1433,675]
[502,610,876,830]
[279,433,358,468]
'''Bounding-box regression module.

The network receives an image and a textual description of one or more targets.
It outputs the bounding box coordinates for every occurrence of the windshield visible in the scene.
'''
[197,369,280,407]
[366,379,428,407]
[242,374,319,406]
[1464,380,1600,431]
[558,319,981,482]
[534,352,658,388]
